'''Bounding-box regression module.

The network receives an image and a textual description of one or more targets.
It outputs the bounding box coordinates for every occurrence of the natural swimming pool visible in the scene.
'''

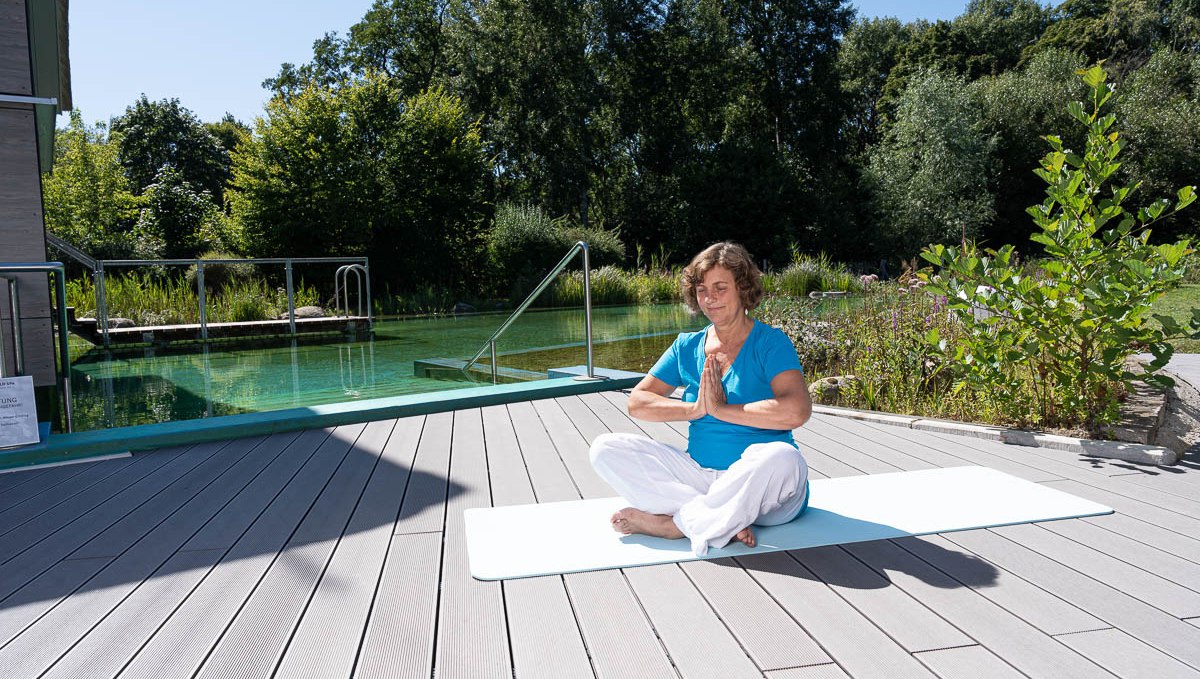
[68,304,707,431]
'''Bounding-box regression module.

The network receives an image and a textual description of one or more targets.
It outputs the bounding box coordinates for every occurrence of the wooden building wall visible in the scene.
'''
[0,0,57,388]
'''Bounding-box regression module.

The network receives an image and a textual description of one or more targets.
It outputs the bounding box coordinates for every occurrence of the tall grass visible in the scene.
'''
[758,283,1000,424]
[546,266,680,306]
[66,272,321,325]
[763,253,861,297]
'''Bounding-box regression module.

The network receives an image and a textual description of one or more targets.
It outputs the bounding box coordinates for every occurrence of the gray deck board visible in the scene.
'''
[990,522,1200,618]
[115,425,362,679]
[6,390,1200,678]
[515,399,680,679]
[624,564,765,678]
[0,444,211,606]
[434,410,512,679]
[189,422,380,679]
[0,455,139,536]
[891,534,1108,636]
[848,537,1114,677]
[484,404,593,679]
[806,417,984,471]
[766,665,852,679]
[738,551,938,679]
[1055,628,1200,679]
[679,557,832,670]
[0,458,98,512]
[38,429,321,679]
[794,545,974,653]
[273,419,414,679]
[912,646,1025,678]
[0,433,288,677]
[354,415,440,679]
[943,526,1200,671]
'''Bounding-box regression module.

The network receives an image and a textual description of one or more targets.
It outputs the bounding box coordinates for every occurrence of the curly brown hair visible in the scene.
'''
[681,241,765,313]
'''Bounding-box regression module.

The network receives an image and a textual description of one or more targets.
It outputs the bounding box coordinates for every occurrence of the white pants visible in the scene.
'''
[589,432,810,556]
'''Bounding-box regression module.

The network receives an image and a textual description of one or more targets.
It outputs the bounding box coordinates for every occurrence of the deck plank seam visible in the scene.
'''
[269,421,396,678]
[91,428,340,679]
[27,435,302,677]
[0,444,194,554]
[181,424,369,679]
[1026,521,1200,600]
[946,527,1200,672]
[0,460,96,513]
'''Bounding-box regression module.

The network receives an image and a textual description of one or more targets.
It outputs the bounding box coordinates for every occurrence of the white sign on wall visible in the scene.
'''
[0,376,39,449]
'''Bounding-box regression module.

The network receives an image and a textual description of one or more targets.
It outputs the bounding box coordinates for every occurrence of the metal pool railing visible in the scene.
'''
[464,241,602,384]
[0,261,74,432]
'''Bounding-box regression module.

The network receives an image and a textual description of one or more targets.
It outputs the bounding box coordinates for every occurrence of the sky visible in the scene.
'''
[65,1,970,128]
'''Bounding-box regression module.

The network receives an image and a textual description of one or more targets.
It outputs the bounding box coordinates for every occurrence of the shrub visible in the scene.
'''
[486,202,625,297]
[920,65,1198,432]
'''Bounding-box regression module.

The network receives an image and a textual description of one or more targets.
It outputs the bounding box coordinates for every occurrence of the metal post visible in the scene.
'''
[285,260,296,336]
[363,260,373,331]
[196,261,208,341]
[54,270,73,432]
[582,243,594,379]
[96,262,110,348]
[490,340,497,385]
[6,278,23,375]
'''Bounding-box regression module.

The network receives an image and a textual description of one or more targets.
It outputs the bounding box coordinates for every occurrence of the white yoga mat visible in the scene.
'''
[464,466,1112,580]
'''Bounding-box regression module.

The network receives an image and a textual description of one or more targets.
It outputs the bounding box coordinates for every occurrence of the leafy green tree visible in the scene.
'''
[374,86,492,291]
[838,17,913,153]
[1026,0,1167,75]
[135,165,229,259]
[42,112,152,260]
[973,48,1088,246]
[230,83,377,260]
[111,96,231,206]
[204,114,252,163]
[230,76,492,293]
[921,65,1198,431]
[449,0,606,226]
[866,69,997,255]
[1116,48,1200,241]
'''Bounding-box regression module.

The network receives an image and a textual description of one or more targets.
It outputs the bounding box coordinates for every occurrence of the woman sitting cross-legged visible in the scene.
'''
[590,241,812,556]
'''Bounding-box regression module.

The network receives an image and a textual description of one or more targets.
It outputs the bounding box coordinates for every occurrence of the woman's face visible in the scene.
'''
[694,265,743,324]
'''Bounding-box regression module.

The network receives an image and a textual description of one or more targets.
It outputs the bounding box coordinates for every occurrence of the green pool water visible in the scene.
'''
[68,304,707,431]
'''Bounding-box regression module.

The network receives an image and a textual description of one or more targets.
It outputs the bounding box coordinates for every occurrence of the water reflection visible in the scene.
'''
[69,304,705,431]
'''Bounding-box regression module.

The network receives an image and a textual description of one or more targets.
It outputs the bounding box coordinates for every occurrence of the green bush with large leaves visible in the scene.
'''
[920,65,1198,432]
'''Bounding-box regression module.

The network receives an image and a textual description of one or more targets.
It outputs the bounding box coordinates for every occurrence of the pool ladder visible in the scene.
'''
[464,241,603,384]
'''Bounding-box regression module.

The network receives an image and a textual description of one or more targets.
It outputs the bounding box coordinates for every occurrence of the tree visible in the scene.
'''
[449,0,607,226]
[1116,48,1200,241]
[838,17,913,153]
[973,48,1088,246]
[111,96,231,205]
[230,75,492,293]
[204,114,252,163]
[42,112,152,260]
[230,83,377,260]
[866,69,997,255]
[135,165,229,259]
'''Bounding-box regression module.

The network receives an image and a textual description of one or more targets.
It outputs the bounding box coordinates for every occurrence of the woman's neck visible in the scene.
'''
[710,314,753,345]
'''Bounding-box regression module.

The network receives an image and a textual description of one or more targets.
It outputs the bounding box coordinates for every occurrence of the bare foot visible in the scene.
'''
[610,508,685,539]
[733,527,756,548]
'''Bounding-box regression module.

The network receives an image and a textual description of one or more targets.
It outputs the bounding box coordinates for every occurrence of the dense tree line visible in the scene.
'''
[46,0,1200,297]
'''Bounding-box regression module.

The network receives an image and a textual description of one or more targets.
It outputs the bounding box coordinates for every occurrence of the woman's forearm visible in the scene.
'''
[712,395,810,431]
[627,389,703,422]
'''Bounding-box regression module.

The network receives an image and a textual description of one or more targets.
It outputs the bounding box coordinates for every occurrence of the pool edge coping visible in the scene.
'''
[0,376,641,471]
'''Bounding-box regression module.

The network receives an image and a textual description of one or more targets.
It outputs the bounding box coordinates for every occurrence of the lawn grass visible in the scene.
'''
[1152,284,1200,353]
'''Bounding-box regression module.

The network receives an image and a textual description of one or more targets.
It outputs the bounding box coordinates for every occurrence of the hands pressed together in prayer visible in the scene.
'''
[689,353,729,421]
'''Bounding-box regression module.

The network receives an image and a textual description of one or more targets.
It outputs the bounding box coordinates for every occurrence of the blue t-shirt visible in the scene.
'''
[649,320,804,470]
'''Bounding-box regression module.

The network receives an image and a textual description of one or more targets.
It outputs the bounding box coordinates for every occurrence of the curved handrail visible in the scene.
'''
[464,241,598,382]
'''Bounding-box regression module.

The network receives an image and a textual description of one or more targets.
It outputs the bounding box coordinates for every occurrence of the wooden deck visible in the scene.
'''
[2,390,1199,678]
